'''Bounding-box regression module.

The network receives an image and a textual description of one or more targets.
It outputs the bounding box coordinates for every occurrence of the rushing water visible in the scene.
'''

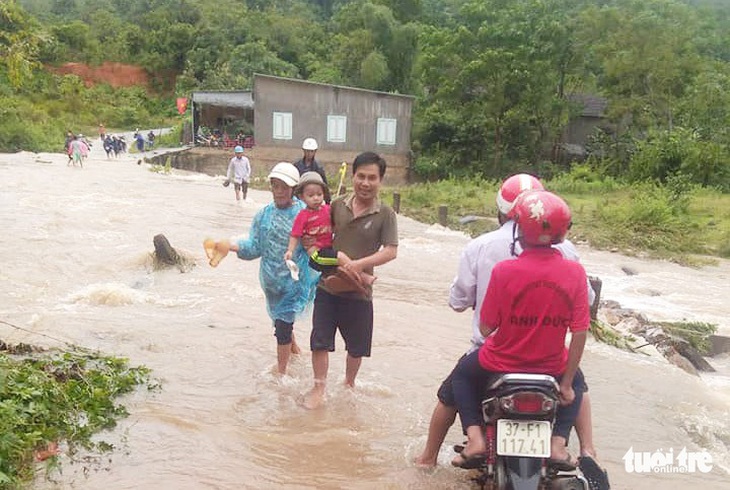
[1,146,729,489]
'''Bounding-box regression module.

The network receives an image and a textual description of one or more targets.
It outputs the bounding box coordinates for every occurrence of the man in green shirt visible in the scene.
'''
[302,151,399,410]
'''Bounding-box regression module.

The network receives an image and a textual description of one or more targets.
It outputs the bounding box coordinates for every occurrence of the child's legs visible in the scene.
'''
[309,247,339,272]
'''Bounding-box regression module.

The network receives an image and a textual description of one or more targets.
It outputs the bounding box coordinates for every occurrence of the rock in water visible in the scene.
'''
[151,234,195,272]
[153,234,180,266]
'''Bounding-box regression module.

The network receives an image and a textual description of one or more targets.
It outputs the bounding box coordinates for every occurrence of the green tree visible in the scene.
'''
[331,0,417,92]
[360,49,389,89]
[0,0,42,88]
[417,0,577,177]
[574,0,702,131]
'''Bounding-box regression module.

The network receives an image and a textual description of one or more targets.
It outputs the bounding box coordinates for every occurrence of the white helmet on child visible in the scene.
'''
[302,138,318,151]
[268,162,300,187]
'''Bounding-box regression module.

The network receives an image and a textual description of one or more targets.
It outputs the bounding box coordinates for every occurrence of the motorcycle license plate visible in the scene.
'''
[496,419,551,457]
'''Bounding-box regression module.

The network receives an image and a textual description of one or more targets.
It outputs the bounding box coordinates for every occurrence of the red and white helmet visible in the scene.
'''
[496,173,544,217]
[513,190,572,246]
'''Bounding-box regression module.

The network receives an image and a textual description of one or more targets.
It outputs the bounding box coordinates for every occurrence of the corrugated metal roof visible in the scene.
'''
[254,74,416,100]
[567,94,608,118]
[192,91,254,108]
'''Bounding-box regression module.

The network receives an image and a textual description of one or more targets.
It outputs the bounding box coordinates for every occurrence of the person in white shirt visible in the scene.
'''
[226,145,252,202]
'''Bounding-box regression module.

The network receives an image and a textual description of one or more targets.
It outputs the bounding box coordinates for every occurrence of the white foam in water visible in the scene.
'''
[397,237,444,254]
[230,283,264,300]
[67,282,152,306]
[679,410,730,474]
[65,283,208,307]
[424,223,470,238]
[171,172,216,182]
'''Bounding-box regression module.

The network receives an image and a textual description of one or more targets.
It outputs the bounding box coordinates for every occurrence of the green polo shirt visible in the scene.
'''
[320,193,399,298]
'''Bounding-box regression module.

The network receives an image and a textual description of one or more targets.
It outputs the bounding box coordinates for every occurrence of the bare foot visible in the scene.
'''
[452,434,487,468]
[580,447,598,459]
[301,385,325,410]
[550,437,578,467]
[413,454,437,469]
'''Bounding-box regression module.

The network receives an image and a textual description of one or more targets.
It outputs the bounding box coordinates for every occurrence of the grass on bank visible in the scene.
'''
[656,321,718,354]
[387,171,730,265]
[0,342,155,488]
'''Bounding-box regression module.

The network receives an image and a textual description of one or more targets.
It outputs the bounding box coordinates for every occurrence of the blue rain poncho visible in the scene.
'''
[235,199,319,324]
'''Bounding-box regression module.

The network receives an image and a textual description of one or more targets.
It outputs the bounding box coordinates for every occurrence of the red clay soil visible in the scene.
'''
[48,62,150,88]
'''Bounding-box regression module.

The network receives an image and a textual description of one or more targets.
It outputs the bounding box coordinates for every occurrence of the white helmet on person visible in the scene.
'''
[496,173,544,217]
[268,162,300,187]
[234,145,244,153]
[302,137,318,151]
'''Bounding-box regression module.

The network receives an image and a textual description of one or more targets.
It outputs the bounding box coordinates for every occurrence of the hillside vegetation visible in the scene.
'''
[0,0,730,255]
[2,0,729,189]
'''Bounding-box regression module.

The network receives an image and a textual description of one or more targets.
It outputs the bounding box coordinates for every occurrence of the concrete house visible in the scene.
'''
[188,74,415,184]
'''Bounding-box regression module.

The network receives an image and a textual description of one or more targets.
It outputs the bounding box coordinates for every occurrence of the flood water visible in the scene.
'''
[1,145,728,489]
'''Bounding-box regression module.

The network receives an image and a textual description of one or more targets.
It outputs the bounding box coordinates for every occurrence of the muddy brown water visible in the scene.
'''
[1,147,728,489]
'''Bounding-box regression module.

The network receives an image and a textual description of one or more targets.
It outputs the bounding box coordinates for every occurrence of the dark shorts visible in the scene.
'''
[310,288,373,357]
[437,360,588,407]
[234,182,248,193]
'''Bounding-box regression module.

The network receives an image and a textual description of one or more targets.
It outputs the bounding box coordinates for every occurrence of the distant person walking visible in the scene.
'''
[68,136,88,167]
[134,132,145,153]
[64,131,74,164]
[103,135,115,159]
[226,146,252,202]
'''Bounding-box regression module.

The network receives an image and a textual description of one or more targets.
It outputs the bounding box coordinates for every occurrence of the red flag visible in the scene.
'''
[176,97,188,115]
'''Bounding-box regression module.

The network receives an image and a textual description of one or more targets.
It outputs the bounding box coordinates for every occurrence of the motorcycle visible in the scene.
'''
[458,373,589,490]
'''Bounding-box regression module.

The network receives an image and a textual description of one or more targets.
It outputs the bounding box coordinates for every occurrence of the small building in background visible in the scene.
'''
[558,94,610,162]
[191,90,254,139]
[189,74,415,184]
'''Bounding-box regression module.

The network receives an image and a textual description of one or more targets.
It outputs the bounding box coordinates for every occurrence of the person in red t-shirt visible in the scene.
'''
[450,190,589,469]
[284,172,375,286]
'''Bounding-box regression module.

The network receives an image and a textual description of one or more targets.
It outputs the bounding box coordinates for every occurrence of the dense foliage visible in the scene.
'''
[0,343,153,488]
[2,0,730,189]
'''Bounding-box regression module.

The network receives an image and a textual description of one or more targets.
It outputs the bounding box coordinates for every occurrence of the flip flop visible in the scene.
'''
[206,239,229,267]
[579,456,611,490]
[548,454,578,471]
[451,452,487,470]
[203,238,216,260]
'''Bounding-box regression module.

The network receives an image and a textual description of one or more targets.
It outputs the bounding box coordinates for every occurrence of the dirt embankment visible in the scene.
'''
[48,62,150,88]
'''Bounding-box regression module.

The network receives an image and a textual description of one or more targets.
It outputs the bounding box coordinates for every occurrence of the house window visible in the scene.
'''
[376,118,397,146]
[327,115,347,143]
[272,112,292,140]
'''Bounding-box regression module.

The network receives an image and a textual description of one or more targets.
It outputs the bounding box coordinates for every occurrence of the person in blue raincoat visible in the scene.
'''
[229,162,319,375]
